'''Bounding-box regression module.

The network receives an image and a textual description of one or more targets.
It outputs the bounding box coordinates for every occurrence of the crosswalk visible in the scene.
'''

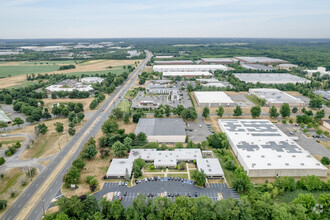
[208,183,227,188]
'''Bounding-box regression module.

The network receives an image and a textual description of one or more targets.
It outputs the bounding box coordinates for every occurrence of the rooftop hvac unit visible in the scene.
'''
[285,163,289,166]
[267,163,271,166]
[300,163,304,166]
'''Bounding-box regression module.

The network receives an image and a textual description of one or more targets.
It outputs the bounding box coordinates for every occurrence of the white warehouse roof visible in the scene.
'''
[81,77,104,84]
[163,72,212,77]
[249,88,305,105]
[234,73,311,84]
[194,92,234,104]
[153,65,228,72]
[218,119,328,177]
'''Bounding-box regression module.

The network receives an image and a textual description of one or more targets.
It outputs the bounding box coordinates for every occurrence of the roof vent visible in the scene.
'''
[300,163,304,166]
[307,155,311,158]
[278,155,281,158]
[316,163,320,166]
[285,163,289,166]
[292,155,296,158]
[267,163,271,166]
[261,155,265,158]
[247,155,250,158]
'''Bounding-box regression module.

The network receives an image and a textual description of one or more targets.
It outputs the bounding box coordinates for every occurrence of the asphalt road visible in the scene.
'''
[1,51,152,220]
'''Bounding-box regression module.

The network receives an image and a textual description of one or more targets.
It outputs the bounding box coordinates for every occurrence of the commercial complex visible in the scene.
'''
[154,60,193,65]
[234,73,310,84]
[278,64,298,70]
[162,72,212,78]
[46,79,94,92]
[194,92,235,107]
[153,65,228,72]
[106,149,224,179]
[145,85,180,101]
[154,56,174,59]
[249,88,305,107]
[200,58,235,64]
[234,57,286,64]
[241,63,274,71]
[135,118,186,143]
[218,119,328,177]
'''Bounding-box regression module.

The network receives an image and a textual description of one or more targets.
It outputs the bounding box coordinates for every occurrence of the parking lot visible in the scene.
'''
[94,179,239,207]
[186,116,213,142]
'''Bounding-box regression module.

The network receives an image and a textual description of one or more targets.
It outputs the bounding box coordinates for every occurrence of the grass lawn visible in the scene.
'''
[144,164,164,172]
[8,80,38,89]
[167,173,189,179]
[117,100,131,113]
[66,68,126,77]
[0,65,60,78]
[0,171,22,194]
[275,189,328,203]
[168,168,187,172]
[124,90,138,99]
[213,151,235,187]
[245,95,265,107]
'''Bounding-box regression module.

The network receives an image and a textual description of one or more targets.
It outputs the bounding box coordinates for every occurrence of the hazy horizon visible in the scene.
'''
[1,0,330,39]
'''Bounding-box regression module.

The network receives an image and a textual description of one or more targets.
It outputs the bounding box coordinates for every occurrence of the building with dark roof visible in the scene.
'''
[135,118,186,143]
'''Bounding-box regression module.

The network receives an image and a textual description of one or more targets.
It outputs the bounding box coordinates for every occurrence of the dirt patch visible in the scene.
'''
[118,120,137,134]
[45,206,59,215]
[39,160,51,167]
[0,75,26,89]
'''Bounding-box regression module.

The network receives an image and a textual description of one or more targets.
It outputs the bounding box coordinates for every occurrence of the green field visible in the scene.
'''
[0,65,60,78]
[66,68,126,77]
[8,81,37,89]
[117,100,131,113]
[275,189,327,203]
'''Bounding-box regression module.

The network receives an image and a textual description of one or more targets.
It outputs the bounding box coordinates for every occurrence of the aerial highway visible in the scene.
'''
[2,51,152,220]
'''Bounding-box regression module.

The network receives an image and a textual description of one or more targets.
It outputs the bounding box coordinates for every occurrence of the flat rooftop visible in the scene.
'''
[249,88,304,105]
[0,110,11,123]
[241,63,274,71]
[163,72,212,77]
[201,58,235,63]
[135,118,186,136]
[107,148,224,177]
[153,65,228,72]
[194,92,234,104]
[154,60,193,64]
[218,119,327,172]
[314,90,330,100]
[234,73,310,84]
[234,56,285,63]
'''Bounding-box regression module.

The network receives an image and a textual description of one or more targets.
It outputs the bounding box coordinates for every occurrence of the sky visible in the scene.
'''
[1,0,330,39]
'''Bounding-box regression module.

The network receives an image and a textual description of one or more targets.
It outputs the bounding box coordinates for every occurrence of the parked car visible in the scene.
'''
[119,196,122,201]
[124,192,127,196]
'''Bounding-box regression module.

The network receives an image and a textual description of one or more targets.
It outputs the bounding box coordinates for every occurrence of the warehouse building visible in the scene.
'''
[219,119,328,177]
[234,57,286,64]
[163,72,212,78]
[0,110,11,124]
[306,67,330,76]
[194,92,235,107]
[241,63,274,71]
[135,118,186,143]
[106,148,224,178]
[322,119,330,130]
[234,73,310,84]
[314,90,330,100]
[200,58,236,64]
[46,79,94,92]
[145,85,180,101]
[81,77,104,84]
[278,64,298,70]
[155,55,174,59]
[153,65,228,72]
[154,60,193,65]
[249,88,305,107]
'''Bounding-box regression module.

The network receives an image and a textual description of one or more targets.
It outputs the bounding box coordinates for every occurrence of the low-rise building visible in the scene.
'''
[154,60,193,65]
[200,58,235,64]
[241,63,274,71]
[163,72,212,78]
[135,118,186,143]
[153,65,227,72]
[194,92,235,107]
[234,56,286,64]
[106,148,224,179]
[306,67,330,76]
[0,110,11,124]
[278,64,298,70]
[249,88,305,107]
[46,79,94,92]
[81,77,104,84]
[234,73,310,84]
[145,85,180,101]
[322,119,330,130]
[314,90,330,100]
[219,119,328,177]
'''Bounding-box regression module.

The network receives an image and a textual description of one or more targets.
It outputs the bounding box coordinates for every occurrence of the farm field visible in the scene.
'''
[0,65,60,78]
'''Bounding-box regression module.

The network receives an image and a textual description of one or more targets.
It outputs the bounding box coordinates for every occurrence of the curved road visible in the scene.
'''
[2,51,152,220]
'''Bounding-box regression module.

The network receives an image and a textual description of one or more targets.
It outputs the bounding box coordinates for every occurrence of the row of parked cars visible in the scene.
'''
[206,123,214,134]
[135,176,195,185]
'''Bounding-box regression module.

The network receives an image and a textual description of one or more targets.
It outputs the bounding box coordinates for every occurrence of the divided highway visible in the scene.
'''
[2,51,152,220]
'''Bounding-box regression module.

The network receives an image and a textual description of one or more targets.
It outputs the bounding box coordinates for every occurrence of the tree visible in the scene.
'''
[233,106,242,117]
[164,105,171,117]
[112,141,128,157]
[13,117,24,127]
[280,103,290,118]
[113,108,124,119]
[216,106,224,118]
[232,167,252,193]
[309,96,323,109]
[0,157,5,166]
[0,121,8,128]
[101,119,118,134]
[191,170,206,186]
[202,107,210,118]
[207,132,229,149]
[0,200,7,210]
[84,145,97,159]
[63,166,81,188]
[72,157,85,170]
[269,106,279,118]
[320,157,330,165]
[187,83,193,92]
[315,110,325,119]
[68,127,76,135]
[178,162,185,170]
[135,132,147,146]
[250,106,261,118]
[54,122,64,133]
[123,113,130,124]
[292,107,298,113]
[293,194,316,212]
[35,123,48,135]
